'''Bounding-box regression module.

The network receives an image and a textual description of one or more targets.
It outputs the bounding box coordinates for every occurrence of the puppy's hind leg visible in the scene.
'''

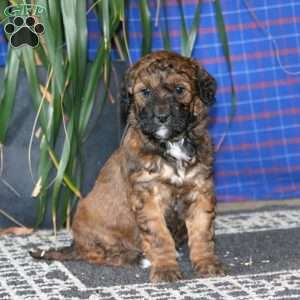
[29,243,80,261]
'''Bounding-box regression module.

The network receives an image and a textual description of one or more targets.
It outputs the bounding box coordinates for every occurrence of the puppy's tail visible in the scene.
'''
[29,243,79,261]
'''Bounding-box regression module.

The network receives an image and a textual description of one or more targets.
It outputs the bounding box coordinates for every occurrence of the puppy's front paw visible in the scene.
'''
[193,257,225,277]
[150,266,182,283]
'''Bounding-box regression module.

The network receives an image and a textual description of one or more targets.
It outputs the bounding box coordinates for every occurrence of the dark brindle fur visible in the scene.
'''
[30,51,224,282]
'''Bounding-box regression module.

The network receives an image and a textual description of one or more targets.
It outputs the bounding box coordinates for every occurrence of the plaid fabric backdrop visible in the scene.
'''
[1,0,300,202]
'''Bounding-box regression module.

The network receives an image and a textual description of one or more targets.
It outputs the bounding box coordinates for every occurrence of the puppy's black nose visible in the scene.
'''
[154,112,170,124]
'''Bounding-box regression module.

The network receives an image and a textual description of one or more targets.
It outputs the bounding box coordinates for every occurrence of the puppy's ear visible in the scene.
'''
[120,68,134,124]
[197,67,217,106]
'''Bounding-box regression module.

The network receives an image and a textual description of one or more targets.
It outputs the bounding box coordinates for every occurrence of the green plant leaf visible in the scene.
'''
[102,0,110,49]
[0,48,21,144]
[60,1,78,86]
[79,45,105,138]
[21,47,48,132]
[139,0,152,55]
[36,0,65,94]
[47,147,82,199]
[177,0,189,56]
[35,135,51,227]
[186,0,201,57]
[59,187,72,229]
[214,0,237,151]
[214,1,231,71]
[76,1,87,84]
[177,0,202,57]
[50,115,74,233]
[79,0,117,138]
[115,0,125,20]
[160,0,171,51]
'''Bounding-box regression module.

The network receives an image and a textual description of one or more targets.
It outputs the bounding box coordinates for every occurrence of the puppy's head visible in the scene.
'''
[122,51,216,141]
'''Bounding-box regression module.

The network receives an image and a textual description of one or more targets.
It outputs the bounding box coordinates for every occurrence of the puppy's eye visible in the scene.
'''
[175,86,185,95]
[141,88,151,97]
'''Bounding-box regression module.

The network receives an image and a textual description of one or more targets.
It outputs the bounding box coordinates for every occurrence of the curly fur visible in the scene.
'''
[30,51,224,283]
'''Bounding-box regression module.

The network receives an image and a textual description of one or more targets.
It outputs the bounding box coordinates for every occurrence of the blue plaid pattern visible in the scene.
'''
[1,0,300,202]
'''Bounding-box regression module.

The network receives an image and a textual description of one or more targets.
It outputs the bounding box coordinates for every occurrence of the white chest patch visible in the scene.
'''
[156,126,169,139]
[162,139,194,186]
[166,139,191,162]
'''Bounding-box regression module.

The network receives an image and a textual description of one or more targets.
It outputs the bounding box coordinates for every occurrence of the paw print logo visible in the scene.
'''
[4,16,44,48]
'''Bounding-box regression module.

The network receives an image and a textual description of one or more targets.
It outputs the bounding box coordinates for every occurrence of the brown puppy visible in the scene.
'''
[31,51,224,283]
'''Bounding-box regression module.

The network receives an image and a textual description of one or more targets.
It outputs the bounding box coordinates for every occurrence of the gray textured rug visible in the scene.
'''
[1,206,300,299]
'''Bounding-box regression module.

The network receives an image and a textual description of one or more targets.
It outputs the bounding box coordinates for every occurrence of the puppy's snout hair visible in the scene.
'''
[153,100,171,124]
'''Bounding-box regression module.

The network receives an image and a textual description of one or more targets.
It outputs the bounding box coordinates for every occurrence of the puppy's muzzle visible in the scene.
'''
[153,101,171,125]
[154,111,171,125]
